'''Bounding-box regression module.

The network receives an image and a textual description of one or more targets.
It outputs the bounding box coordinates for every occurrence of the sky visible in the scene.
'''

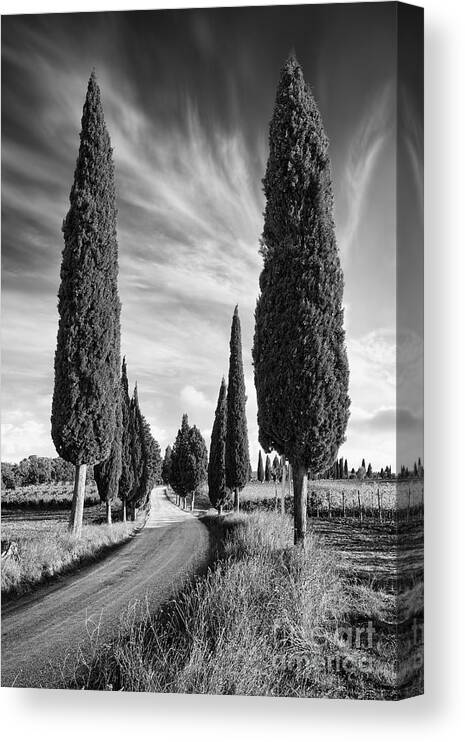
[1,4,423,471]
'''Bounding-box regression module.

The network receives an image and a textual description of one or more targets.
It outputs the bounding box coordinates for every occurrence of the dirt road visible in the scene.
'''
[1,487,210,688]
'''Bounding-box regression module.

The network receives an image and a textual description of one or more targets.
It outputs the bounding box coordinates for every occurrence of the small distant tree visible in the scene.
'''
[225,306,250,511]
[367,462,373,478]
[257,451,265,483]
[357,465,366,481]
[162,445,172,485]
[51,72,121,537]
[1,463,17,490]
[344,459,349,479]
[208,377,230,515]
[94,387,123,524]
[265,455,272,482]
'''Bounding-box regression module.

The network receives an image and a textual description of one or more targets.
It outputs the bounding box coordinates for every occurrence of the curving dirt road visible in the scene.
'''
[1,487,210,688]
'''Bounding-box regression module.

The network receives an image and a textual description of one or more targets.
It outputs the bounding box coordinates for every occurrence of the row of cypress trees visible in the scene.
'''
[94,358,162,523]
[164,414,208,509]
[52,55,350,547]
[256,451,281,483]
[51,72,161,536]
[208,306,250,514]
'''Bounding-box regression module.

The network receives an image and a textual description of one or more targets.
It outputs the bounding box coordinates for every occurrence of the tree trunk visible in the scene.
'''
[218,505,223,516]
[69,463,87,538]
[106,500,112,525]
[122,498,127,522]
[234,487,240,512]
[281,457,286,515]
[293,463,307,546]
[191,492,195,511]
[274,480,278,511]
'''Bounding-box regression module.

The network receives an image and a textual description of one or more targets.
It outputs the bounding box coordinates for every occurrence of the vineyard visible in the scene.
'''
[1,482,100,510]
[240,479,424,523]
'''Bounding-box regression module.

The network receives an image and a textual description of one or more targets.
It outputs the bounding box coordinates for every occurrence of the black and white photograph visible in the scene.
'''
[1,1,424,700]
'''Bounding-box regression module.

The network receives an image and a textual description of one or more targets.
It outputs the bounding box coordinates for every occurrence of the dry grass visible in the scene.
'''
[1,513,138,598]
[65,511,423,698]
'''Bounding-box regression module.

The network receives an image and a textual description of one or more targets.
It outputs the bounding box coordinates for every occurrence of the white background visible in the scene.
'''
[0,0,464,740]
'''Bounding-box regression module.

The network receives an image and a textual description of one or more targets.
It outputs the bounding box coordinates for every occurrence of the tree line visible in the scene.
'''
[161,305,251,516]
[1,456,82,490]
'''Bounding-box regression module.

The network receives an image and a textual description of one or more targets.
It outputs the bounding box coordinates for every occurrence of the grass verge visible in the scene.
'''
[1,519,141,600]
[64,511,423,698]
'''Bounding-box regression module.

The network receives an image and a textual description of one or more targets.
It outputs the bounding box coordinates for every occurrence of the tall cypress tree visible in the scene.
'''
[51,71,121,537]
[127,384,145,518]
[257,450,265,483]
[94,386,123,525]
[253,56,350,545]
[225,306,250,511]
[208,377,229,515]
[118,358,134,521]
[162,445,173,485]
[170,413,190,505]
[265,454,272,482]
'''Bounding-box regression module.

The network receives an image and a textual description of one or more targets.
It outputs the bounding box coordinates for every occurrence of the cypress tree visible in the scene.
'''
[187,424,208,510]
[162,445,173,485]
[140,415,162,496]
[362,458,366,469]
[252,56,350,545]
[225,306,250,511]
[118,358,134,521]
[265,454,272,482]
[170,413,190,506]
[344,459,349,479]
[51,71,121,537]
[94,386,123,524]
[257,451,265,483]
[208,377,229,515]
[170,414,208,509]
[367,462,373,478]
[127,384,145,518]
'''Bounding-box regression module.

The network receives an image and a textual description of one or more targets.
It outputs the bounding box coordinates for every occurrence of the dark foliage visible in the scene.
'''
[128,385,147,511]
[161,446,173,485]
[170,414,208,498]
[265,454,272,482]
[257,451,265,483]
[225,306,250,493]
[118,358,135,510]
[51,71,121,466]
[94,386,123,506]
[252,56,350,476]
[208,378,230,512]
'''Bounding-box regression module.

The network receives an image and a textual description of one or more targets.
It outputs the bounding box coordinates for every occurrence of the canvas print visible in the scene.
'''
[1,2,424,699]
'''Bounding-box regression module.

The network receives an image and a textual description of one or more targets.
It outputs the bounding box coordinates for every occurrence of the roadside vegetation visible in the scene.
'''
[65,510,422,699]
[1,496,144,599]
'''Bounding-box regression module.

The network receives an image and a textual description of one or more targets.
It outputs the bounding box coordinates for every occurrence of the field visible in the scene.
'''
[1,482,100,509]
[1,484,139,598]
[239,479,423,521]
[65,509,423,698]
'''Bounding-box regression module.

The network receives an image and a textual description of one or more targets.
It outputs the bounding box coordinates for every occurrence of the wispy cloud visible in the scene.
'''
[335,82,395,255]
